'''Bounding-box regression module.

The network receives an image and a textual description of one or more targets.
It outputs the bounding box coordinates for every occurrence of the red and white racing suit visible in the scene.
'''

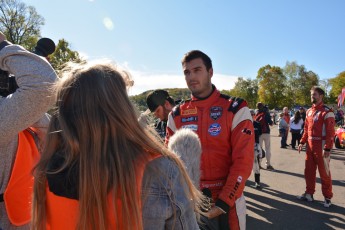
[300,102,335,199]
[165,87,254,230]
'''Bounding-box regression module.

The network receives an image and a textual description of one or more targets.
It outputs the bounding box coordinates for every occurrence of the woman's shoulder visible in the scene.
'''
[146,155,179,176]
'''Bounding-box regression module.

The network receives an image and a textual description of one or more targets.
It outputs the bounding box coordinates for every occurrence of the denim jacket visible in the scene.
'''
[141,156,199,230]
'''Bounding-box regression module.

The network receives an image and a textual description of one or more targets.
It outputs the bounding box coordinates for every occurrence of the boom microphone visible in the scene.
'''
[168,128,202,187]
[34,38,56,57]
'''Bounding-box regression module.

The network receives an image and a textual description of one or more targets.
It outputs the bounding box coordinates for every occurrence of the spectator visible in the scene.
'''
[299,107,306,122]
[336,109,344,126]
[0,32,57,229]
[278,113,289,149]
[146,89,176,138]
[250,109,263,189]
[297,86,335,208]
[31,62,202,229]
[256,102,274,170]
[289,111,304,149]
[166,50,254,230]
[283,107,290,146]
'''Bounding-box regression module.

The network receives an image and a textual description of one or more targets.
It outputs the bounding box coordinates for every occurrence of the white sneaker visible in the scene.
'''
[254,182,261,189]
[323,198,331,208]
[297,193,314,202]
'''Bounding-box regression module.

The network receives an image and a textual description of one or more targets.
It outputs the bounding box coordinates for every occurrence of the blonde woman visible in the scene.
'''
[31,62,203,230]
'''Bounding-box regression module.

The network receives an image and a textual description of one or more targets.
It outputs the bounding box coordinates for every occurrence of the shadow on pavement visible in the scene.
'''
[245,186,345,230]
[271,169,345,187]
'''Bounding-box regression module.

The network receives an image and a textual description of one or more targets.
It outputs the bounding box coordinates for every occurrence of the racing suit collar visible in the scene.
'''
[312,102,324,110]
[188,85,220,109]
[191,84,216,101]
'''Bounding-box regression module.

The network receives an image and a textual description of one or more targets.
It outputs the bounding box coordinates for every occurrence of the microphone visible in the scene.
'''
[168,128,202,187]
[34,38,56,57]
[0,37,56,97]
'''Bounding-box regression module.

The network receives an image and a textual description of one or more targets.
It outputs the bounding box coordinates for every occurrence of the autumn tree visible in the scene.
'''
[257,65,286,109]
[0,0,44,49]
[328,71,345,104]
[283,61,319,106]
[228,77,258,108]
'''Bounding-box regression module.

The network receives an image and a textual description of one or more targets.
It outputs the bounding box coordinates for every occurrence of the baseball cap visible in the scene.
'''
[146,90,170,112]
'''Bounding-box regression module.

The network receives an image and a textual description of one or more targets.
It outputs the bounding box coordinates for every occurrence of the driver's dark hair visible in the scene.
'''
[181,50,212,71]
[311,86,325,96]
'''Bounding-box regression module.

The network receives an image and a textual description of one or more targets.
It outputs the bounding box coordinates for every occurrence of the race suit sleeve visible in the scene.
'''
[0,43,57,145]
[216,106,254,211]
[324,111,335,150]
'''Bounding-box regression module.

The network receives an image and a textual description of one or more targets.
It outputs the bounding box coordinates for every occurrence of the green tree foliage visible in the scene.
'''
[0,0,44,49]
[329,71,345,103]
[227,77,258,108]
[49,39,85,72]
[257,65,286,109]
[283,61,319,106]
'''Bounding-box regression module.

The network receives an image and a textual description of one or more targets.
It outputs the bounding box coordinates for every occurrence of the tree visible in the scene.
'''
[283,61,319,106]
[256,65,286,109]
[228,77,258,108]
[329,71,345,104]
[49,39,85,72]
[0,0,85,73]
[0,0,44,49]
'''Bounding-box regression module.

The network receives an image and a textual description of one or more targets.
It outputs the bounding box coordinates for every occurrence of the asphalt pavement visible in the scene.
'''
[245,125,345,230]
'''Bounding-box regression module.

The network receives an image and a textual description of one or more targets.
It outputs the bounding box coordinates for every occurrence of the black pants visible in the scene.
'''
[291,130,301,148]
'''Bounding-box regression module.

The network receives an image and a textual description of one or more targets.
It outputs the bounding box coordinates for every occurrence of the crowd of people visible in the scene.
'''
[0,30,337,230]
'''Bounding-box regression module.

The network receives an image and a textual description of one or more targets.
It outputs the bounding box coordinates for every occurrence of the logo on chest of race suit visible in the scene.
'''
[232,101,239,108]
[210,106,223,121]
[313,111,321,122]
[181,108,198,115]
[182,124,198,131]
[308,110,321,122]
[181,116,198,123]
[208,123,221,136]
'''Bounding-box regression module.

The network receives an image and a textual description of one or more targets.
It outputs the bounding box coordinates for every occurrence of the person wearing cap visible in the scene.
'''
[297,86,335,208]
[146,90,176,138]
[166,50,254,230]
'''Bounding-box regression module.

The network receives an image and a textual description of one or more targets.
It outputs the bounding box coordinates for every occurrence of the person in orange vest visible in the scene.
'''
[0,32,57,229]
[31,62,204,230]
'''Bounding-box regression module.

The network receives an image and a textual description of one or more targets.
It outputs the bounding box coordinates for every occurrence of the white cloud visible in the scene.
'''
[78,51,89,60]
[124,67,238,96]
[103,17,114,31]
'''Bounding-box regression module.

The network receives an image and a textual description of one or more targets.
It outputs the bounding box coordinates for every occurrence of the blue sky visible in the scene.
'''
[25,0,345,95]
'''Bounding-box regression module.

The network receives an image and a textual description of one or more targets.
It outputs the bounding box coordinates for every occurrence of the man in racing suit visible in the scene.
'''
[298,86,335,208]
[165,50,254,230]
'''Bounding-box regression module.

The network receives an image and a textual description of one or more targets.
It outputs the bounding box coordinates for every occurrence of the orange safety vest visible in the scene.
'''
[3,129,40,226]
[45,154,160,230]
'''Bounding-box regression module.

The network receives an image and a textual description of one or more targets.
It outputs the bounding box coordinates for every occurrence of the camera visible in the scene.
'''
[0,38,56,97]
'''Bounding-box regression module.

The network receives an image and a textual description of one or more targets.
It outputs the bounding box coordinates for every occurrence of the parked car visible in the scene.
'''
[334,126,345,149]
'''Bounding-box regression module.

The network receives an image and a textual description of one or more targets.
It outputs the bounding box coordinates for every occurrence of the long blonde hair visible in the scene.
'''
[31,62,203,230]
